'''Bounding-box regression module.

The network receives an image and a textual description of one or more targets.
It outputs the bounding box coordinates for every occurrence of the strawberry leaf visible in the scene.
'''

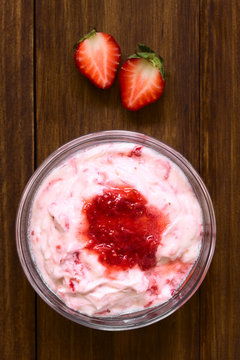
[128,54,140,59]
[127,43,167,82]
[138,43,155,53]
[135,52,155,59]
[159,55,164,63]
[73,28,96,50]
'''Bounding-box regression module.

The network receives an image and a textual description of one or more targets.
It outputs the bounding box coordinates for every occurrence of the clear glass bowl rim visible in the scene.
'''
[16,130,216,331]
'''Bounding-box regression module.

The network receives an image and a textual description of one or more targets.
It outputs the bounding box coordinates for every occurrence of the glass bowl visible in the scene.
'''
[16,130,216,331]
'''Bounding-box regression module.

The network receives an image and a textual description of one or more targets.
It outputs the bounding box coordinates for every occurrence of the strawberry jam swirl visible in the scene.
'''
[83,188,169,271]
[30,143,202,316]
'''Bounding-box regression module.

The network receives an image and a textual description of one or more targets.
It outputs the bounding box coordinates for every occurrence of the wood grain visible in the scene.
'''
[2,0,239,358]
[0,0,35,359]
[35,0,199,359]
[200,0,240,359]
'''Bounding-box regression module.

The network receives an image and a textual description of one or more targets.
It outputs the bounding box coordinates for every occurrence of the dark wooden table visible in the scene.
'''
[1,0,239,359]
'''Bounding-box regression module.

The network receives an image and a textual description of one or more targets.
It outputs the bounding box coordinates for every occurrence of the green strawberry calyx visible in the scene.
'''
[73,28,97,50]
[128,43,167,81]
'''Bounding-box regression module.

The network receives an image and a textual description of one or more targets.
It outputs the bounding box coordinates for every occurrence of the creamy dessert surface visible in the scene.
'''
[30,143,202,316]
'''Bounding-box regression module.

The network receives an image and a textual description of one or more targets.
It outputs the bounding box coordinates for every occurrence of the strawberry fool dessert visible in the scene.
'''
[30,142,202,316]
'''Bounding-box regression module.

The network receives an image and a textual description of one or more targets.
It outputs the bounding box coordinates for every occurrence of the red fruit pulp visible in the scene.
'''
[83,188,168,271]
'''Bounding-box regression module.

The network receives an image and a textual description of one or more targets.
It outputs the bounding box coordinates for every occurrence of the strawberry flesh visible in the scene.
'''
[74,29,121,89]
[119,44,166,111]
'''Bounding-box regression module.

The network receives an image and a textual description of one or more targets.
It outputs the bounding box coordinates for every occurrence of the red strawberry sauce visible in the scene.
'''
[83,187,168,271]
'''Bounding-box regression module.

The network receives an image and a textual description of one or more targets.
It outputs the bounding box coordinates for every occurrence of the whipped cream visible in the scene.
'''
[30,143,202,316]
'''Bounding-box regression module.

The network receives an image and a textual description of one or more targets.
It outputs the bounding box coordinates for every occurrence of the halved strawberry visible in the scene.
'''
[74,29,121,89]
[119,44,166,111]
